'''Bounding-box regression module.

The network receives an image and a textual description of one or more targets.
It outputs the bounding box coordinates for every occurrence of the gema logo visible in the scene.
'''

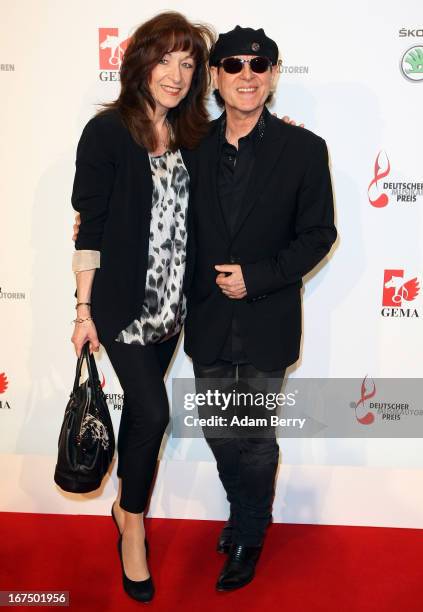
[368,151,423,207]
[98,28,131,81]
[381,269,421,318]
[0,372,11,409]
[0,372,8,393]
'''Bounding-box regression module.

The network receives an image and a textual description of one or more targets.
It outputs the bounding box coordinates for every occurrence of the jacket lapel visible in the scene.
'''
[230,113,290,243]
[204,115,231,243]
[130,139,153,230]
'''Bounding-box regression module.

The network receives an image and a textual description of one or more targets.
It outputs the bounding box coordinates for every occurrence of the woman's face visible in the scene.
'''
[148,50,196,115]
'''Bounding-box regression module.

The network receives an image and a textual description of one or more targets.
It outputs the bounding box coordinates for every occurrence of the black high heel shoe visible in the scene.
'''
[111,502,149,556]
[117,534,154,603]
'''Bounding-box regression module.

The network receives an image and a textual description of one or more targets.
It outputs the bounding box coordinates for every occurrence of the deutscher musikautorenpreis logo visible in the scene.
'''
[277,58,310,75]
[352,375,412,426]
[0,286,26,300]
[368,151,423,207]
[98,28,131,82]
[0,372,11,410]
[99,369,124,411]
[381,269,421,318]
[352,375,376,425]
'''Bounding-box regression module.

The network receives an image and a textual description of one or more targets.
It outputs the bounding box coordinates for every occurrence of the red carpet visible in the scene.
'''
[1,512,422,611]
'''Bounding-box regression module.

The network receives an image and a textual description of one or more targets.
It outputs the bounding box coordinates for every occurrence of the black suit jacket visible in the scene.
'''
[71,109,196,345]
[184,108,337,371]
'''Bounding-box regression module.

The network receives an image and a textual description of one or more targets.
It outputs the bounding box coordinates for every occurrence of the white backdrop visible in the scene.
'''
[1,0,422,527]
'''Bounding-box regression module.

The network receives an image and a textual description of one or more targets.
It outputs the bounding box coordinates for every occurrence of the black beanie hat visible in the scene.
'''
[209,26,279,66]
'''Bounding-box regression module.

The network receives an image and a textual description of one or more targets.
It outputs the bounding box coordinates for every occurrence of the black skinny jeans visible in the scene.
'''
[102,333,179,514]
[193,359,285,547]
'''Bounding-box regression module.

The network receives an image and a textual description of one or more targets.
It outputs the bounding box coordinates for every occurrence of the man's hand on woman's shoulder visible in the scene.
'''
[277,114,305,128]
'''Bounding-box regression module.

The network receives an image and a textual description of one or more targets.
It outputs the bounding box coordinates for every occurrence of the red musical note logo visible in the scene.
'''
[368,151,390,208]
[99,28,130,70]
[383,269,420,306]
[355,375,376,425]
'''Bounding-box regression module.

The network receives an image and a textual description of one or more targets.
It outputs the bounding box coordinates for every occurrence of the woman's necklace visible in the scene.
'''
[157,119,171,150]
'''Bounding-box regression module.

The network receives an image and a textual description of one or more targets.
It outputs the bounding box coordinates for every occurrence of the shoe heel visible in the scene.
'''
[117,535,154,603]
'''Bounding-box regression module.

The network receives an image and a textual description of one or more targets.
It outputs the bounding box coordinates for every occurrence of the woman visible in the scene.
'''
[71,12,214,603]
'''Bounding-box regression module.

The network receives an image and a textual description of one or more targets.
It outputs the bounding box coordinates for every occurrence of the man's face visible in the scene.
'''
[211,55,277,115]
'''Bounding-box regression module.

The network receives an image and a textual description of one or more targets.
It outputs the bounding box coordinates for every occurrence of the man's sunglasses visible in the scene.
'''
[219,56,272,74]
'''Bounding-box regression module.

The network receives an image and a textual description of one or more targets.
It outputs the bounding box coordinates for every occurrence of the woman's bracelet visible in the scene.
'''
[75,302,91,309]
[72,316,93,324]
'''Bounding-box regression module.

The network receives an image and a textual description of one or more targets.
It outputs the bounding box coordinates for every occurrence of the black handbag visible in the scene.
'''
[54,342,115,493]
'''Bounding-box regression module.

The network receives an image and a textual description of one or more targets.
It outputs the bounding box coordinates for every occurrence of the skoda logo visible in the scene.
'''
[400,45,423,82]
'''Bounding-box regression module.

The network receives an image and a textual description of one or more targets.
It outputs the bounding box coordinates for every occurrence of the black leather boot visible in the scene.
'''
[216,512,235,554]
[217,512,273,554]
[216,543,262,591]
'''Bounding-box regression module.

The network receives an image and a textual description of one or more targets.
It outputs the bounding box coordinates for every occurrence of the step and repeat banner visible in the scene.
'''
[0,1,422,527]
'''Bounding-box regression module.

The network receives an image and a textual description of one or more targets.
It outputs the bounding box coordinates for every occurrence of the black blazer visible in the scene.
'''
[71,109,196,345]
[184,108,337,371]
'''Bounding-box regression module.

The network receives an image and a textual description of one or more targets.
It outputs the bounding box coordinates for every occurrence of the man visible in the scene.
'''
[184,26,337,591]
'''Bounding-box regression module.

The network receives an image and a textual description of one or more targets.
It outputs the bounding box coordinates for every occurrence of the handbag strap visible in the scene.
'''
[72,342,101,396]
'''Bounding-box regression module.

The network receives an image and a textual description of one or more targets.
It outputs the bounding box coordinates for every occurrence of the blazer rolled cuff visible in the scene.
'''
[72,249,101,272]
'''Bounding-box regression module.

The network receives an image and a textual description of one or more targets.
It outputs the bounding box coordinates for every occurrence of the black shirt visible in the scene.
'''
[217,109,267,363]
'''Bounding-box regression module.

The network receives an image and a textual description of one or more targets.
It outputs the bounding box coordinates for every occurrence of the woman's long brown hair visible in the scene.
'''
[101,12,215,151]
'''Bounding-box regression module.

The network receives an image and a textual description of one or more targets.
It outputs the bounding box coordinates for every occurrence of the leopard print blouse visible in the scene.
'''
[115,149,189,345]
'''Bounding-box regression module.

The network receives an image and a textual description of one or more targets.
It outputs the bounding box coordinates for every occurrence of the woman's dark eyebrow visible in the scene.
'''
[169,51,194,61]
